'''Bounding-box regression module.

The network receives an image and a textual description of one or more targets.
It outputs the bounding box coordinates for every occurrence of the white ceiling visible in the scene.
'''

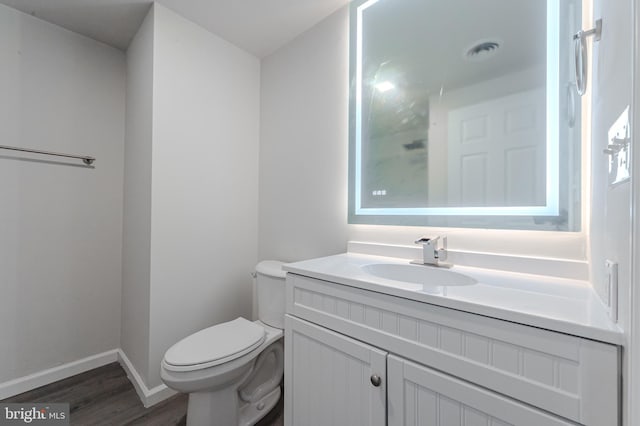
[0,0,350,57]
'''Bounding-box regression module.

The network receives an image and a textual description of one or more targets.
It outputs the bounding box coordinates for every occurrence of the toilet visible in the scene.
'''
[161,261,286,426]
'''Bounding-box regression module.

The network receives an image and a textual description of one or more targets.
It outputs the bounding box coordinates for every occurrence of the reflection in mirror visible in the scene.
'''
[348,0,582,231]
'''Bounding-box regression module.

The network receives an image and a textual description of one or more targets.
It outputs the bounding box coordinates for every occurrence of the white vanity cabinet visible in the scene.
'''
[284,273,620,426]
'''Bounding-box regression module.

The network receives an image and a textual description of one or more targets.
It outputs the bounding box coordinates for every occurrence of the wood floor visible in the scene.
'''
[2,362,284,426]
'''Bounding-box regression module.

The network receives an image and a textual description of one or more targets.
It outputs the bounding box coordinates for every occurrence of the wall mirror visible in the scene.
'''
[348,0,582,231]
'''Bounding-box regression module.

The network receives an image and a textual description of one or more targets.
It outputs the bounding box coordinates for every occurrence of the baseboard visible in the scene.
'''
[0,349,176,408]
[117,349,176,408]
[0,349,119,400]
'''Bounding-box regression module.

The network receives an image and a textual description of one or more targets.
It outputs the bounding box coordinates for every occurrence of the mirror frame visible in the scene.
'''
[348,0,564,226]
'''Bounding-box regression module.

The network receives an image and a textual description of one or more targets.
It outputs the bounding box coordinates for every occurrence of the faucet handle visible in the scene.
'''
[438,236,448,261]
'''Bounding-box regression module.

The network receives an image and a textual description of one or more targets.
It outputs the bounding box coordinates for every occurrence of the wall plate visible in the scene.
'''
[606,107,630,186]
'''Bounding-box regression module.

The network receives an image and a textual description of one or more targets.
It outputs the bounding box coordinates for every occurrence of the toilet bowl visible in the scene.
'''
[161,261,287,426]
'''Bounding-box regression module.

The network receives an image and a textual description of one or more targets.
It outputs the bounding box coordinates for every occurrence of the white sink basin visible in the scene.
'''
[362,263,477,287]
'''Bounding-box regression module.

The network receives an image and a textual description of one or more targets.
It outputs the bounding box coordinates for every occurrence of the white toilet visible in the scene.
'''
[161,261,286,426]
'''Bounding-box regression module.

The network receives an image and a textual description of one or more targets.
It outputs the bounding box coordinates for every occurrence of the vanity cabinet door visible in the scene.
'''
[284,315,387,426]
[387,355,575,426]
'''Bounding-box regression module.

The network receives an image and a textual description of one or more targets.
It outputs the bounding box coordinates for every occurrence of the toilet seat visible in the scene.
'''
[164,318,266,372]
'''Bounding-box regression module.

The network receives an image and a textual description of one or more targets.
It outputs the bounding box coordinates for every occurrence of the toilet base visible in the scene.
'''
[187,387,237,426]
[239,386,281,426]
[186,385,281,426]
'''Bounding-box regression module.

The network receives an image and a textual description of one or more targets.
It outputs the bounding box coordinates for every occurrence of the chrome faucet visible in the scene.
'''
[413,236,450,267]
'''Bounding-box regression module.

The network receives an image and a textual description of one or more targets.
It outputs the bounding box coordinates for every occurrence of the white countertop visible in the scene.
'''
[283,252,624,345]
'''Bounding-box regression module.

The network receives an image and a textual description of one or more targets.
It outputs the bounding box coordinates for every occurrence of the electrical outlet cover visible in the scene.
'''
[605,260,618,323]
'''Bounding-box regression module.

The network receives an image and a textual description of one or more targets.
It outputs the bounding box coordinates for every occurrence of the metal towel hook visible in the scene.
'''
[574,19,602,96]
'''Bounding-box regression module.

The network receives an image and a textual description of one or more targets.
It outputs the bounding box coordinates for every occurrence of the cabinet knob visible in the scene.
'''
[370,374,382,387]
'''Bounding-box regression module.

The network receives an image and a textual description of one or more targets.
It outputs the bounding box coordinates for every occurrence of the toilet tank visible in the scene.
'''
[255,260,287,329]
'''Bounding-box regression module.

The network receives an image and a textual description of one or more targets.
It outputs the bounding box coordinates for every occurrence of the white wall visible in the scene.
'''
[587,1,634,425]
[259,8,350,262]
[258,6,587,263]
[589,0,633,328]
[630,2,640,422]
[0,4,125,383]
[121,6,154,389]
[121,4,261,389]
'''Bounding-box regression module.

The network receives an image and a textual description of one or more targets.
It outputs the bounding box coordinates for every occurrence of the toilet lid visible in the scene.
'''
[163,318,266,371]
